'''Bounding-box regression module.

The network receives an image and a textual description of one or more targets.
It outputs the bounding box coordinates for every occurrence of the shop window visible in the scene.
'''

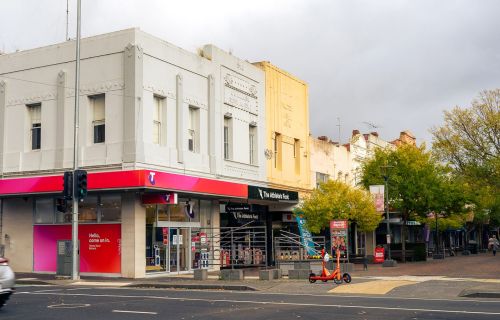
[153,95,164,145]
[188,106,199,152]
[223,116,232,160]
[294,139,300,174]
[249,124,257,165]
[99,194,121,222]
[27,103,41,150]
[90,94,105,144]
[146,205,157,224]
[79,195,98,223]
[157,205,169,221]
[169,204,186,222]
[274,132,282,170]
[34,198,54,224]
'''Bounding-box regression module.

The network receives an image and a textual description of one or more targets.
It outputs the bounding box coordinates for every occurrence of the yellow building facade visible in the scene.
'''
[253,62,312,195]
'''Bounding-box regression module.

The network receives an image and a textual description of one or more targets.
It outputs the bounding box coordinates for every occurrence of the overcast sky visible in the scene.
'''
[1,0,499,145]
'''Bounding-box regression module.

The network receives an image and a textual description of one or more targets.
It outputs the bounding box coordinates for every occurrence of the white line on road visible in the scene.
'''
[88,286,500,304]
[17,291,500,316]
[112,310,157,315]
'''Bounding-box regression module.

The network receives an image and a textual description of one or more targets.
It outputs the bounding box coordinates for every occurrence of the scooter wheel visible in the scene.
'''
[309,273,316,283]
[343,273,352,283]
[333,277,343,285]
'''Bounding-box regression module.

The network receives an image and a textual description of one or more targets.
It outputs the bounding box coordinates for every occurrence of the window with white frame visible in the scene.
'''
[224,116,232,160]
[90,94,105,144]
[274,132,282,170]
[294,139,300,174]
[249,124,257,165]
[153,96,163,145]
[188,106,199,152]
[316,172,330,188]
[27,103,41,150]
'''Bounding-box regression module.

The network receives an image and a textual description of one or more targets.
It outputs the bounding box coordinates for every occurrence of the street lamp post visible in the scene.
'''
[71,0,82,281]
[381,164,396,267]
[383,174,392,261]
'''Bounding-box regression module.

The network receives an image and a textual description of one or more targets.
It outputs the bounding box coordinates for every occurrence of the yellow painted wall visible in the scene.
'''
[253,62,311,193]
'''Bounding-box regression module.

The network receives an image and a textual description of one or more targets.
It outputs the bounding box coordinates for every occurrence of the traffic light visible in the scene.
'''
[74,169,88,201]
[56,198,68,213]
[63,171,73,200]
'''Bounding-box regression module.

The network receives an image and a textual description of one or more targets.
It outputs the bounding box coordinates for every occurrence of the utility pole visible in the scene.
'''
[71,0,81,281]
[381,163,396,267]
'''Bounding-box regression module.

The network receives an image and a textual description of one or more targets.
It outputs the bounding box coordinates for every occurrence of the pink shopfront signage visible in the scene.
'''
[33,224,121,273]
[0,169,248,198]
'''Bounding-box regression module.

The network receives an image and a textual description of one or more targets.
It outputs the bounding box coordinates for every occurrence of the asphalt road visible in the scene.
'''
[2,285,500,320]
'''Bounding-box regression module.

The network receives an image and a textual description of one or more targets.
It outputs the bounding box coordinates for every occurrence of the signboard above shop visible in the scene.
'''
[142,193,178,205]
[248,186,299,202]
[225,203,251,213]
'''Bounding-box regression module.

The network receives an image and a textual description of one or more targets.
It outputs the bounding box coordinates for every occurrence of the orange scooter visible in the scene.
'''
[309,248,351,284]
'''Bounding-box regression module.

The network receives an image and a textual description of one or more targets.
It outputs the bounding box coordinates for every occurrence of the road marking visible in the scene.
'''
[113,310,157,315]
[48,303,90,309]
[18,291,500,316]
[329,280,416,294]
[359,276,500,283]
[33,289,63,293]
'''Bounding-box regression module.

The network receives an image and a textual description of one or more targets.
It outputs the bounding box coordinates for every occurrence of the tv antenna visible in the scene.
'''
[66,0,70,41]
[362,121,382,130]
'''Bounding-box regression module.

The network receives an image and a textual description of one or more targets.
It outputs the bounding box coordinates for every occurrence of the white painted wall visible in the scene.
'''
[0,28,266,186]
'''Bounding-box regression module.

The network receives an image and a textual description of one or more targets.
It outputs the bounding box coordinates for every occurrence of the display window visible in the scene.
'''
[34,193,121,224]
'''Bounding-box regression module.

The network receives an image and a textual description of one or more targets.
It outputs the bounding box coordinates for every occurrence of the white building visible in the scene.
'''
[0,28,274,278]
[309,130,415,260]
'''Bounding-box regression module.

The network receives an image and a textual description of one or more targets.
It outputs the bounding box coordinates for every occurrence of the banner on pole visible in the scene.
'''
[369,185,385,212]
[295,213,316,256]
[330,220,348,257]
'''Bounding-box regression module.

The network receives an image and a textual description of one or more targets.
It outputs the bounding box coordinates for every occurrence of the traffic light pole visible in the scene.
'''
[71,0,81,281]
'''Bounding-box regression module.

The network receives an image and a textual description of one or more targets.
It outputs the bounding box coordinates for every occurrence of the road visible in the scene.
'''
[2,285,500,319]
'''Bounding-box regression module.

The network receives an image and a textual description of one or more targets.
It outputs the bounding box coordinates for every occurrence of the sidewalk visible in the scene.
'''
[15,252,500,299]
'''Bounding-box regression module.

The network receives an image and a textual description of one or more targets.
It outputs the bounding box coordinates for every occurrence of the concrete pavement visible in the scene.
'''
[14,252,500,299]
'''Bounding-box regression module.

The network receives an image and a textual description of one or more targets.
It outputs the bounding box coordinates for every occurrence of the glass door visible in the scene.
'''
[169,227,191,273]
[179,228,190,272]
[169,228,179,272]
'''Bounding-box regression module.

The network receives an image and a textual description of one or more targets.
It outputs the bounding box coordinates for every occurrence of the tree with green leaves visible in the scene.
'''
[360,144,466,261]
[431,89,500,228]
[300,180,382,235]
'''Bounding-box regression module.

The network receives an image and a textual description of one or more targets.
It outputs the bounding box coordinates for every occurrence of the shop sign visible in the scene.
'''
[232,212,259,221]
[330,220,348,257]
[248,186,298,202]
[225,203,251,213]
[33,224,121,273]
[142,192,178,205]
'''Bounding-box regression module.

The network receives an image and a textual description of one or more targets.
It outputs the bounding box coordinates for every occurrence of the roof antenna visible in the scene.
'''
[362,121,382,130]
[337,117,341,145]
[66,0,70,41]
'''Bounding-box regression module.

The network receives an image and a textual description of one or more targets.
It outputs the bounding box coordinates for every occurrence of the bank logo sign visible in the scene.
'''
[248,186,299,202]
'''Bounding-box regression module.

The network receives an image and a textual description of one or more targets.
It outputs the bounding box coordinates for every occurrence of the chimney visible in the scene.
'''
[318,136,328,141]
[352,129,360,136]
[370,132,379,137]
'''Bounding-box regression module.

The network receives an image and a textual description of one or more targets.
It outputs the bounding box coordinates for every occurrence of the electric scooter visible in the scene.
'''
[308,248,351,284]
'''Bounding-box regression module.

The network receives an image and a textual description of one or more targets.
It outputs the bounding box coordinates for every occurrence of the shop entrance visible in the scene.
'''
[168,227,191,273]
